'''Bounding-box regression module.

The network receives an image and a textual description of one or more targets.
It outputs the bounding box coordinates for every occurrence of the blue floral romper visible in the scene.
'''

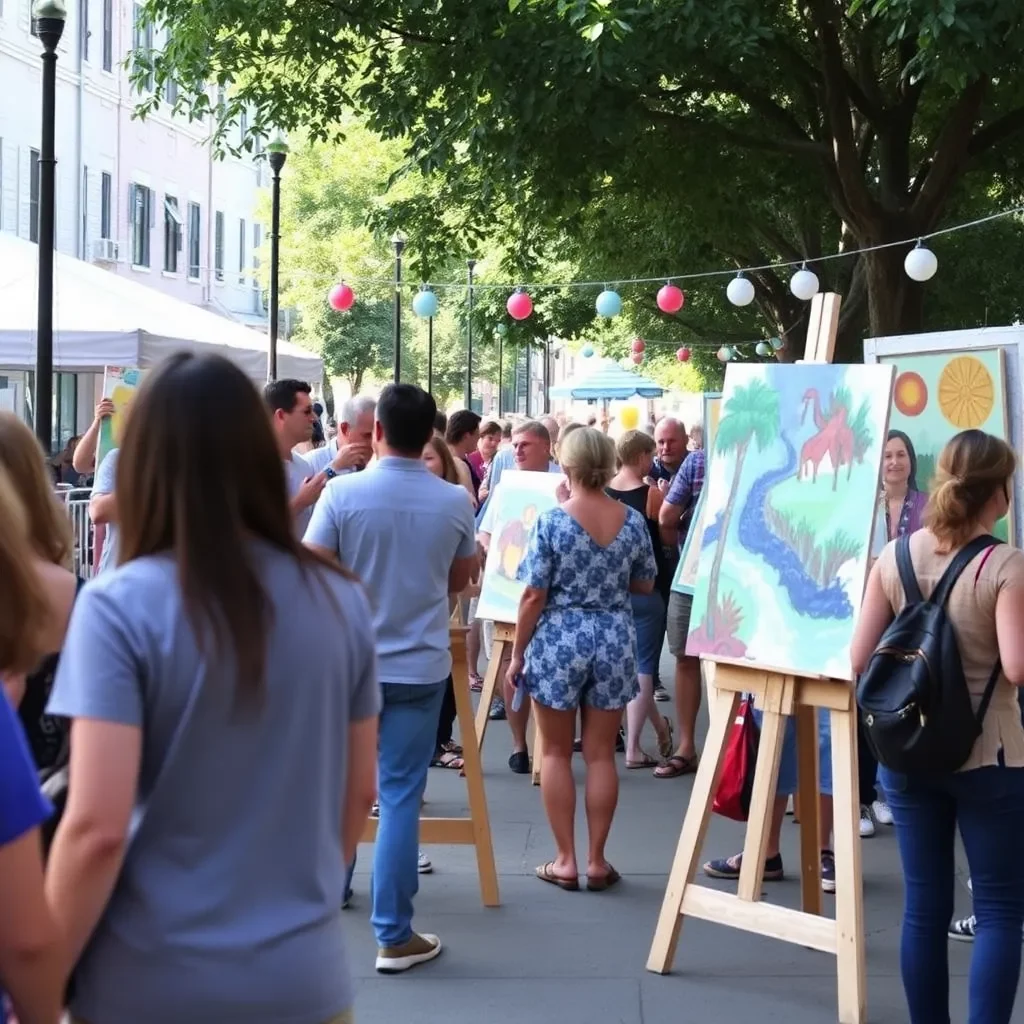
[516,505,657,711]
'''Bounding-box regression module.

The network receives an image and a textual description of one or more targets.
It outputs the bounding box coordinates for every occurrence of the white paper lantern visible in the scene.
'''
[904,243,938,282]
[726,274,755,307]
[790,265,820,301]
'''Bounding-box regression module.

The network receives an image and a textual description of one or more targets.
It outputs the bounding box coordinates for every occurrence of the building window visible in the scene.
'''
[133,3,154,92]
[252,222,262,283]
[81,165,88,254]
[214,211,224,281]
[82,0,89,62]
[163,195,182,273]
[165,77,178,105]
[187,201,201,279]
[129,182,152,267]
[29,149,40,244]
[238,217,246,283]
[100,171,112,239]
[102,0,113,71]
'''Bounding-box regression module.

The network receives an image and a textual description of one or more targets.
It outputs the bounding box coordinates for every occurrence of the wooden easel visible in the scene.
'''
[475,621,542,785]
[361,626,500,907]
[647,294,867,1024]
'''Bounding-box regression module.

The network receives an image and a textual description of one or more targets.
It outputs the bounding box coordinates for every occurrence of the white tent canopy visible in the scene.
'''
[0,233,321,382]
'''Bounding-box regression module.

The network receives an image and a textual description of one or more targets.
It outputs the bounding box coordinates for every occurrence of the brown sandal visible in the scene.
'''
[430,751,465,770]
[586,867,622,892]
[625,754,659,769]
[653,754,698,779]
[535,861,579,891]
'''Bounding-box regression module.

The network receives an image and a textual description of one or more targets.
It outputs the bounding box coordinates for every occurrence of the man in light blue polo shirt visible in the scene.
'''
[305,383,477,976]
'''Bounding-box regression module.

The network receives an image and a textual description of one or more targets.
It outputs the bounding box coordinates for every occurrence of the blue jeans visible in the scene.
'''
[371,680,447,949]
[881,763,1024,1024]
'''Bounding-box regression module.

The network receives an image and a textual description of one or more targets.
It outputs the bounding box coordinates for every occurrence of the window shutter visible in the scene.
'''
[18,146,31,239]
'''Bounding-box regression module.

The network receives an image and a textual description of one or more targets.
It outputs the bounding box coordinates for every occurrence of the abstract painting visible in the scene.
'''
[98,366,146,464]
[673,392,721,596]
[878,348,1011,541]
[686,363,894,680]
[476,470,563,624]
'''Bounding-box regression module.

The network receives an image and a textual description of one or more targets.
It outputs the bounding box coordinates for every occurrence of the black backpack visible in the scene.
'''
[857,533,1002,775]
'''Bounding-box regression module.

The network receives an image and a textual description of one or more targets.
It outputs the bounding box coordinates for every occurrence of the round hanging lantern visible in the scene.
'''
[631,351,644,364]
[581,344,595,358]
[755,341,771,357]
[770,336,784,351]
[495,323,508,337]
[328,283,355,312]
[595,288,622,317]
[904,242,938,282]
[506,288,533,321]
[412,288,439,319]
[631,337,645,354]
[619,406,640,430]
[676,347,690,362]
[726,274,755,307]
[717,345,733,362]
[657,283,685,314]
[789,264,820,301]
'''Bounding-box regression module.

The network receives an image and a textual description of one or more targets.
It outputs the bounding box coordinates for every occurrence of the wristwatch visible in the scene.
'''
[325,467,338,480]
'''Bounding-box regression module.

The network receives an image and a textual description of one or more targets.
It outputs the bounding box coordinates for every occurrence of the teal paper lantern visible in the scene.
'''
[412,288,439,319]
[756,341,771,357]
[716,345,733,362]
[495,323,508,338]
[770,336,784,351]
[595,289,622,317]
[581,344,595,358]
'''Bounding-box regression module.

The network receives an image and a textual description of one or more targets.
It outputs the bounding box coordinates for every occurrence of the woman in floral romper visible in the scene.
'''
[506,428,656,892]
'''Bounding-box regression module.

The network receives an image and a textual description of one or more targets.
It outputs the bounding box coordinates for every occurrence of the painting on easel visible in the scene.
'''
[686,363,894,680]
[878,347,1011,541]
[476,471,562,624]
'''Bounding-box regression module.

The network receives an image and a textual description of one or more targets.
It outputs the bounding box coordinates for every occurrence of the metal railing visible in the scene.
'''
[54,486,95,579]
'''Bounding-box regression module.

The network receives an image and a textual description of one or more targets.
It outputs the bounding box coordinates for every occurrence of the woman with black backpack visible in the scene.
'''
[852,429,1024,1024]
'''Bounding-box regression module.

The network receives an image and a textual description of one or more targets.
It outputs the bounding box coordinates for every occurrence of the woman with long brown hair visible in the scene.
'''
[0,473,64,1024]
[852,429,1024,1024]
[46,353,380,1024]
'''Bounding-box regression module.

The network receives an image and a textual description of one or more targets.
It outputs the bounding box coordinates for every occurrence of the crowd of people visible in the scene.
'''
[2,353,1024,1024]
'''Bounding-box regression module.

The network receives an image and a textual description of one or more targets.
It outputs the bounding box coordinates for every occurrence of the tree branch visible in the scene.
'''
[642,106,828,157]
[323,0,451,45]
[968,106,1024,158]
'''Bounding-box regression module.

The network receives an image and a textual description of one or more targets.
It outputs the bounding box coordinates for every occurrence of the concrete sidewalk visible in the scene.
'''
[344,658,1015,1024]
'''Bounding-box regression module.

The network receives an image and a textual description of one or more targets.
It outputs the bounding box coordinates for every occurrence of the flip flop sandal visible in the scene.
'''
[653,754,698,779]
[586,867,622,892]
[625,755,659,769]
[430,751,465,770]
[535,862,579,891]
[442,740,464,755]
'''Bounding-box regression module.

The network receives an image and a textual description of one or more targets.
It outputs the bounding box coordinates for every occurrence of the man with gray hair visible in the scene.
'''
[304,394,375,475]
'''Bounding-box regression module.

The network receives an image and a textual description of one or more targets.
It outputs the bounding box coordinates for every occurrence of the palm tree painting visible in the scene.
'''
[694,379,779,652]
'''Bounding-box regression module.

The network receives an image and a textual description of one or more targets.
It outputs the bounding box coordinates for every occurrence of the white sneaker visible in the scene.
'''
[375,931,443,973]
[418,850,433,874]
[872,800,894,826]
[859,805,876,837]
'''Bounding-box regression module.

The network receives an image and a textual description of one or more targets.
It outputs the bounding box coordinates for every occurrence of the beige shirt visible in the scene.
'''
[878,530,1024,770]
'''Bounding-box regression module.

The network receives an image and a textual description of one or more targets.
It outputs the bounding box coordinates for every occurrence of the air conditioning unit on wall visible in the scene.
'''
[91,238,121,263]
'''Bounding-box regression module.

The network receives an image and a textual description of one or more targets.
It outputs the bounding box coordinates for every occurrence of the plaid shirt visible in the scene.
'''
[664,448,705,546]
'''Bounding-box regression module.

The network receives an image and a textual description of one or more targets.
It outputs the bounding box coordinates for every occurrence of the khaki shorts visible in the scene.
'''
[666,590,694,658]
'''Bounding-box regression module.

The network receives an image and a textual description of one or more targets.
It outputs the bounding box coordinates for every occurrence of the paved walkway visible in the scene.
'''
[346,654,1013,1024]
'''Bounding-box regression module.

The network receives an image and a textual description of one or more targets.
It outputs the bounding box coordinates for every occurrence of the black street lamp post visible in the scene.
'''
[543,336,552,413]
[427,315,434,395]
[496,324,506,416]
[33,0,67,453]
[266,131,289,382]
[392,232,405,383]
[465,259,476,408]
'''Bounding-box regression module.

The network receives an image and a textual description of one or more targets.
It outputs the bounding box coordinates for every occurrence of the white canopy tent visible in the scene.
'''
[0,233,321,382]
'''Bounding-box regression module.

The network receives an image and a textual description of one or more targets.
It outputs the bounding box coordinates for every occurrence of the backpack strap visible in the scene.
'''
[976,658,1004,727]
[930,535,1002,608]
[894,534,924,605]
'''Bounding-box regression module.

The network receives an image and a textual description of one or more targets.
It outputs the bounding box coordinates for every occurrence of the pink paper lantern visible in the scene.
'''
[676,347,690,362]
[631,351,644,364]
[631,337,645,354]
[328,283,355,312]
[657,284,685,314]
[506,289,533,321]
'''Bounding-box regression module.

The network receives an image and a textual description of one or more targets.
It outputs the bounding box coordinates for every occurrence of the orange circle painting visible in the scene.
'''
[938,355,994,428]
[893,371,928,416]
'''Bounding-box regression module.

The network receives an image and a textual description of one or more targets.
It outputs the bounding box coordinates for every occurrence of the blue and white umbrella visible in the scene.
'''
[548,357,665,401]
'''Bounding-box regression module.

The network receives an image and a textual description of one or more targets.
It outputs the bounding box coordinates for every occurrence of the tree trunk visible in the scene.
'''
[705,437,748,641]
[861,245,926,340]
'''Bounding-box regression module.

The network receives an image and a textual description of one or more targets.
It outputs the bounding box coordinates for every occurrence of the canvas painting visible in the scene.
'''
[686,362,894,680]
[672,392,721,596]
[476,470,563,624]
[878,348,1011,541]
[97,366,146,464]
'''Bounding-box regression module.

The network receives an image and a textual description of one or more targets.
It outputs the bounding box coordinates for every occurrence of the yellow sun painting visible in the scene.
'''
[937,355,995,429]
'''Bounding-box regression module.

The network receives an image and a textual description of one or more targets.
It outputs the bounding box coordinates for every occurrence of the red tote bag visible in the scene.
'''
[712,695,760,822]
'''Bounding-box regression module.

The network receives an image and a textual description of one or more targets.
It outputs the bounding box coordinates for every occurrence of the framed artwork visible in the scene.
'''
[475,470,562,624]
[97,366,146,464]
[686,363,894,680]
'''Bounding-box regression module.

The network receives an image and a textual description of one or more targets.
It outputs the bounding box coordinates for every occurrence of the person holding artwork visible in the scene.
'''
[606,430,674,768]
[46,353,380,1024]
[507,428,657,890]
[851,429,1024,1024]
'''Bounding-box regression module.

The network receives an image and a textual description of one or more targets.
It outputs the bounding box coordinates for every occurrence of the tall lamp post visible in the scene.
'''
[33,0,67,453]
[465,259,476,408]
[392,232,405,382]
[495,323,506,416]
[266,131,289,382]
[426,315,434,395]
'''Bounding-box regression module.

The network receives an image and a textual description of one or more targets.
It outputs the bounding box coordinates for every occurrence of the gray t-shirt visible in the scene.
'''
[93,447,120,574]
[49,544,380,1024]
[284,452,316,537]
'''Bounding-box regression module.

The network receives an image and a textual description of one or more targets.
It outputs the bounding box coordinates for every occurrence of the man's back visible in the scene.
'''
[306,456,476,683]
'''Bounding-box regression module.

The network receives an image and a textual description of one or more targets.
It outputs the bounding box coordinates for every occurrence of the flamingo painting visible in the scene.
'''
[798,388,856,490]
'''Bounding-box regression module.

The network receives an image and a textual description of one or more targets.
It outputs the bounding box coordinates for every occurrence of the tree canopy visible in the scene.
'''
[142,0,1024,366]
